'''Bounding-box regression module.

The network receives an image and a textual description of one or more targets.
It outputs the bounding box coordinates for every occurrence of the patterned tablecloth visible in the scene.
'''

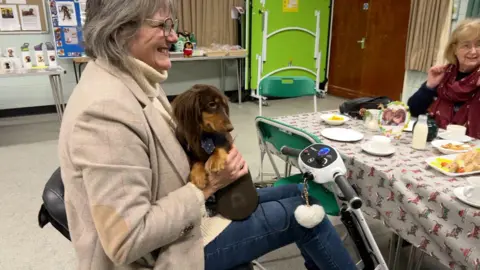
[273,112,480,270]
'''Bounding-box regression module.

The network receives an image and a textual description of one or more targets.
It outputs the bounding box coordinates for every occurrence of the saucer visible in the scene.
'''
[361,142,395,156]
[438,132,473,143]
[453,186,480,209]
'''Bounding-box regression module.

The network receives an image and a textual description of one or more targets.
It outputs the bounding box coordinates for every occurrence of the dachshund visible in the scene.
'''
[171,84,258,220]
[172,84,234,189]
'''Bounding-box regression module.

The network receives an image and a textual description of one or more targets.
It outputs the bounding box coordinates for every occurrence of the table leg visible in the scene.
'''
[78,63,86,79]
[388,232,398,268]
[413,252,425,270]
[49,75,62,122]
[220,59,225,93]
[406,246,416,270]
[236,58,242,104]
[392,236,403,270]
[55,74,66,112]
[73,61,79,83]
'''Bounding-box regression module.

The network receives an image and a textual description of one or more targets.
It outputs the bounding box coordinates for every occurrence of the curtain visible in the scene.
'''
[435,0,453,65]
[405,0,450,72]
[176,0,244,46]
[467,0,480,18]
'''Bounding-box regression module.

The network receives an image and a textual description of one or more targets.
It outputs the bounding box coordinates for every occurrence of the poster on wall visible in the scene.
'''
[0,4,21,31]
[283,0,298,12]
[55,1,77,26]
[19,5,41,30]
[48,0,85,58]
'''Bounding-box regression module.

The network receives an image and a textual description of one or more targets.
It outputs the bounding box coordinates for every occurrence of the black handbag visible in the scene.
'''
[339,96,392,119]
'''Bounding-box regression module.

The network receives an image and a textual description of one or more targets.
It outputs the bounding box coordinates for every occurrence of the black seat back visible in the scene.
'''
[37,168,255,269]
[38,167,70,241]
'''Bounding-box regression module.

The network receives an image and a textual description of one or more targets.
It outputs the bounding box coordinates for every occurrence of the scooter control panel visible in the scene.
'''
[300,144,338,169]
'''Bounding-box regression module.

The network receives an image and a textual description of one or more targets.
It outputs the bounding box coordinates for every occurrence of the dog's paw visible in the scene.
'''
[206,148,228,173]
[190,162,208,190]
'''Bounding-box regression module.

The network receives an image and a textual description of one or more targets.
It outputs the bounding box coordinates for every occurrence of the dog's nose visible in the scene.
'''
[226,124,234,132]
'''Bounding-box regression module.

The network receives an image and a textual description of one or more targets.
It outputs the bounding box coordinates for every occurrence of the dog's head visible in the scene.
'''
[172,84,233,150]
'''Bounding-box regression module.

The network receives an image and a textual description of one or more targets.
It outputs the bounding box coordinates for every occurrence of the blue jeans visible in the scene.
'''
[204,184,356,270]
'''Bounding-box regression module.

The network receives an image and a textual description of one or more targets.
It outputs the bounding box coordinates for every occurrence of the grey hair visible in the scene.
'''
[83,0,176,75]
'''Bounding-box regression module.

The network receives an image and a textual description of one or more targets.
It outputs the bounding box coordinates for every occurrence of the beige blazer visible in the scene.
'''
[58,59,205,270]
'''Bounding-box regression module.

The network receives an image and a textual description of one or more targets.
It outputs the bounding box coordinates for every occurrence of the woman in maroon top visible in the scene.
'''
[408,19,480,139]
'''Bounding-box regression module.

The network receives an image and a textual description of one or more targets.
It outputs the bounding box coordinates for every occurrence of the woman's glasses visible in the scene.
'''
[457,41,480,51]
[145,18,178,37]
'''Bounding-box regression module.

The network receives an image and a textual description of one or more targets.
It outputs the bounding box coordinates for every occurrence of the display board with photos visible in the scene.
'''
[47,0,86,58]
[0,0,49,34]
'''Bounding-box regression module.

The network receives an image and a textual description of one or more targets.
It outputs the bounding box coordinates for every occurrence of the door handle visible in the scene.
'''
[357,37,366,49]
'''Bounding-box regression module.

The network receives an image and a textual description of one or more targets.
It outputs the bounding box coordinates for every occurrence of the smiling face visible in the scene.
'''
[129,11,178,71]
[455,39,480,72]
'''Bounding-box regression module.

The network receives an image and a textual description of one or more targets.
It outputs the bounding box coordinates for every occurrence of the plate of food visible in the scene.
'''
[431,140,473,155]
[426,149,480,177]
[320,114,350,126]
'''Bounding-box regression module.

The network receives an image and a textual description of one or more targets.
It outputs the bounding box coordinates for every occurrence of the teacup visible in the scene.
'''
[370,135,392,151]
[446,125,467,137]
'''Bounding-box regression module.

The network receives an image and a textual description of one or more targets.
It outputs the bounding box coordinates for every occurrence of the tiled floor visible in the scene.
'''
[0,96,448,269]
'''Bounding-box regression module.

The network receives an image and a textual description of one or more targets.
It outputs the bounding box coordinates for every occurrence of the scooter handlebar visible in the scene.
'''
[334,174,362,209]
[280,146,302,157]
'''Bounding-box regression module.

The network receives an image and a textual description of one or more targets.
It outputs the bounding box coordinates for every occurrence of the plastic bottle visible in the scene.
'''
[190,32,197,49]
[412,115,428,150]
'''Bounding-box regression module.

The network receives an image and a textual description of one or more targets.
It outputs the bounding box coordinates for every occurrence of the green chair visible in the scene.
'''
[257,76,318,116]
[255,116,339,216]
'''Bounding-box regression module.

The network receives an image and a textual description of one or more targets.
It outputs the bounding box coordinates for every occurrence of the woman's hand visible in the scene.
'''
[426,65,447,89]
[203,145,249,199]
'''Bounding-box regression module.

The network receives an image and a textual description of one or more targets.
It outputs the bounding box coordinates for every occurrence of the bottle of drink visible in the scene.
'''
[190,32,197,49]
[412,115,428,150]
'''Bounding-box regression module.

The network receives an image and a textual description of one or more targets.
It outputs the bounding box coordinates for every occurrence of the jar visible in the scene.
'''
[363,109,380,131]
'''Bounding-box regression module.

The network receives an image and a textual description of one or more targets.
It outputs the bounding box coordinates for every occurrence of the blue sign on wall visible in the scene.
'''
[47,0,86,58]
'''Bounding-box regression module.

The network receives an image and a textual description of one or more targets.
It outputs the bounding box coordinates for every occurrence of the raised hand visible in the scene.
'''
[426,65,447,89]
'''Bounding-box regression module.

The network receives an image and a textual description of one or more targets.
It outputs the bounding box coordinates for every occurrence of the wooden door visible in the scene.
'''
[328,0,411,100]
[328,0,369,98]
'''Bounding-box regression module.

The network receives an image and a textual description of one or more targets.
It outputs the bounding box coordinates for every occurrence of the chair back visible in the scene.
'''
[255,117,340,216]
[257,76,318,115]
[258,76,316,98]
[256,116,320,157]
[38,167,70,241]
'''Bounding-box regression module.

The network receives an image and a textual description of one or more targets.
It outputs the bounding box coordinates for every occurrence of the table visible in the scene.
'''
[0,68,66,122]
[72,55,246,104]
[273,112,480,270]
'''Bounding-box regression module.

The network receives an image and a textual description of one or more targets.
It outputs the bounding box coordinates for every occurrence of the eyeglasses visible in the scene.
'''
[457,41,480,51]
[145,18,178,37]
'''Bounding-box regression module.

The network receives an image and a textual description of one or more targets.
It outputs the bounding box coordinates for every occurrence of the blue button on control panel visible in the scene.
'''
[318,147,330,156]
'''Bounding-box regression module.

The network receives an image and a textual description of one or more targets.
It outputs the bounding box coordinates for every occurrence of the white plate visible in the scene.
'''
[321,128,364,142]
[431,139,472,155]
[425,154,480,177]
[453,187,480,209]
[438,131,473,143]
[361,142,395,156]
[320,114,350,126]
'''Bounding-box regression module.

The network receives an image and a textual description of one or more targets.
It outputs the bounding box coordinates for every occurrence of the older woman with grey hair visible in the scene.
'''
[58,0,356,269]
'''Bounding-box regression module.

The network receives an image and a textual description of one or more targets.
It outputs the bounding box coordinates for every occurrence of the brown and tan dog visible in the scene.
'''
[172,84,258,220]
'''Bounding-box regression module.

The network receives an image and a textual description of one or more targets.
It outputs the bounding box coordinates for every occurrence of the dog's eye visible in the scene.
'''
[208,102,217,109]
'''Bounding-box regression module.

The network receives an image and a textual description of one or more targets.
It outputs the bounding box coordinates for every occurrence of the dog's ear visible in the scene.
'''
[223,94,230,116]
[171,90,202,148]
